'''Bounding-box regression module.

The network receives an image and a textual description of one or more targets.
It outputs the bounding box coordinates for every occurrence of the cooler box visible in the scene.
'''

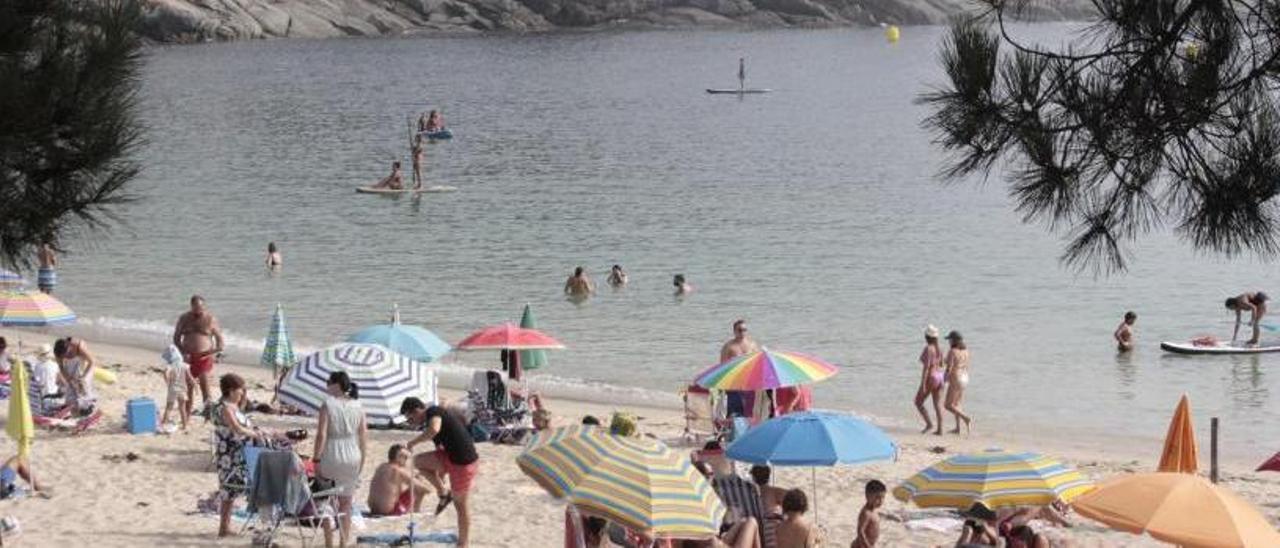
[126,397,157,434]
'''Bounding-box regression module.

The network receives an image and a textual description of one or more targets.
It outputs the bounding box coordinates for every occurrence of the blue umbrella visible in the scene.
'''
[726,411,897,523]
[726,411,897,466]
[347,305,451,363]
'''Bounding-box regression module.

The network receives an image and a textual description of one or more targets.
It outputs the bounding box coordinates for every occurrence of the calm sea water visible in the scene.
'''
[40,26,1279,456]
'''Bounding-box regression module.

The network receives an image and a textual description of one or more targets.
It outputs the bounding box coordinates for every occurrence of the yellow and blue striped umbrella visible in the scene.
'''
[0,290,75,327]
[894,448,1094,509]
[516,425,724,540]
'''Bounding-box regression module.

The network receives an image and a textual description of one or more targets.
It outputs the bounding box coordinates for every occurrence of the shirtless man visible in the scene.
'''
[368,444,433,516]
[563,267,595,298]
[720,319,759,417]
[173,295,224,414]
[1226,292,1269,345]
[372,161,404,190]
[1114,311,1137,352]
[37,243,57,294]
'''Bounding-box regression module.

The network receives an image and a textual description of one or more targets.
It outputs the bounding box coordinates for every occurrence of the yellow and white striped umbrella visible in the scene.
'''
[516,425,724,540]
[894,448,1094,509]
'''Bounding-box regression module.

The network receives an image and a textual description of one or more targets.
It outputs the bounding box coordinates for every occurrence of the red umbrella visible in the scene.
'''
[1256,452,1280,472]
[455,323,565,350]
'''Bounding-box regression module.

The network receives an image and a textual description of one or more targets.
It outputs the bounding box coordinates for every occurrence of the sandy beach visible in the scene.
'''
[0,328,1276,547]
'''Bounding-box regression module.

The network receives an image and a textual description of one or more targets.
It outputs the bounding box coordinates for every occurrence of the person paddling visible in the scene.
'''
[1226,292,1269,345]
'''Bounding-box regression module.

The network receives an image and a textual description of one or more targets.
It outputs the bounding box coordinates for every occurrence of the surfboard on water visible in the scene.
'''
[706,88,772,94]
[1160,339,1280,355]
[355,185,458,195]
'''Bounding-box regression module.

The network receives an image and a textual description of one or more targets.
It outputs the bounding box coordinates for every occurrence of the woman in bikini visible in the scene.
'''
[914,325,945,435]
[943,330,973,435]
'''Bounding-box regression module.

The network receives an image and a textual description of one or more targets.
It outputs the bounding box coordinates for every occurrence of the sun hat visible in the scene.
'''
[35,344,52,359]
[925,325,940,338]
[161,344,184,366]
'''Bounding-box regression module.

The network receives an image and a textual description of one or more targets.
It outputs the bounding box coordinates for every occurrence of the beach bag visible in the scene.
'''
[610,412,637,437]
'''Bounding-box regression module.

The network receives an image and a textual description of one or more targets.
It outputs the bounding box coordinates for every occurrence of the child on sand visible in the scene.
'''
[851,480,885,548]
[160,345,194,433]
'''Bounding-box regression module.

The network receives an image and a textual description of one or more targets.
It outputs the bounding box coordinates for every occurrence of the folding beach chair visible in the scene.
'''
[243,450,343,547]
[681,384,730,443]
[467,370,528,431]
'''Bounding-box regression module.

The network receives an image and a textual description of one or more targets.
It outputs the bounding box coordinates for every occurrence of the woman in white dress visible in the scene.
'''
[312,371,368,548]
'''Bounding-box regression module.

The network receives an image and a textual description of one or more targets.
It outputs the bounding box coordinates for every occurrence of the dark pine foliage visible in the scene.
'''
[921,0,1280,273]
[0,0,144,269]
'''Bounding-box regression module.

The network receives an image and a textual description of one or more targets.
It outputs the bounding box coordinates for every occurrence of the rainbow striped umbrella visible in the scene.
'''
[894,448,1095,509]
[517,425,724,540]
[278,343,437,426]
[0,290,75,327]
[693,347,838,391]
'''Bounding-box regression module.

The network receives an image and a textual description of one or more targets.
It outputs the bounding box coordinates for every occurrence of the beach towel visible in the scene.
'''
[355,531,458,545]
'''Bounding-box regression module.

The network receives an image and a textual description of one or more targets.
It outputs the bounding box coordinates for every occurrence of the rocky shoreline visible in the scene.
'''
[141,0,1094,43]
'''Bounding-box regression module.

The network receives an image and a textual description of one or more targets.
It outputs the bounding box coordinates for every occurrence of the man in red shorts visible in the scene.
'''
[172,295,224,417]
[402,397,478,547]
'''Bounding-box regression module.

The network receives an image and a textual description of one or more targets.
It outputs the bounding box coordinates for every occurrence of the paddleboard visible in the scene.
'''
[355,185,457,195]
[706,88,772,94]
[418,129,453,140]
[1160,339,1280,355]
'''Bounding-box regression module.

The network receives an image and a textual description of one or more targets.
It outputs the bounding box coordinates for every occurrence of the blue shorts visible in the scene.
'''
[37,268,56,290]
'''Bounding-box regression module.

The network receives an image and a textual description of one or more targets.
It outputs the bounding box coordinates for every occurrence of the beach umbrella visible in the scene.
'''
[260,304,296,378]
[0,269,23,288]
[0,290,75,327]
[516,304,548,371]
[694,347,838,391]
[516,425,724,540]
[6,357,34,459]
[347,305,451,363]
[1256,451,1280,472]
[894,448,1095,509]
[455,323,564,351]
[278,343,436,426]
[726,411,896,522]
[1157,394,1198,474]
[1073,472,1280,547]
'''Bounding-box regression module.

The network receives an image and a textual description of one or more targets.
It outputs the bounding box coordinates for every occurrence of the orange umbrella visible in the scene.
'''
[1157,394,1198,473]
[1073,472,1280,547]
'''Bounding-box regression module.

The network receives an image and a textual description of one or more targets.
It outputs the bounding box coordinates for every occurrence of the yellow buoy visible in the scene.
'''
[886,25,901,43]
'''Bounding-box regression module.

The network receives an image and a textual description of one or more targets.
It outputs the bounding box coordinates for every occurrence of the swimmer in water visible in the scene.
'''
[1114,311,1136,352]
[564,267,595,298]
[266,242,282,271]
[673,274,692,296]
[607,265,628,288]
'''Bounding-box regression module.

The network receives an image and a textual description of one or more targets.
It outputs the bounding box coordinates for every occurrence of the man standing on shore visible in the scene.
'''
[173,295,224,416]
[36,243,57,294]
[719,319,759,417]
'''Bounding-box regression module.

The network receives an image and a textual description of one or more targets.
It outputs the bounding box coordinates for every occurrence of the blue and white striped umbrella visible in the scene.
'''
[278,343,437,425]
[0,269,23,288]
[260,304,296,377]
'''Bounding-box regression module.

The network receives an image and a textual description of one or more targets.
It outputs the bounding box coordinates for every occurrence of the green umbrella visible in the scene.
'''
[517,304,548,370]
